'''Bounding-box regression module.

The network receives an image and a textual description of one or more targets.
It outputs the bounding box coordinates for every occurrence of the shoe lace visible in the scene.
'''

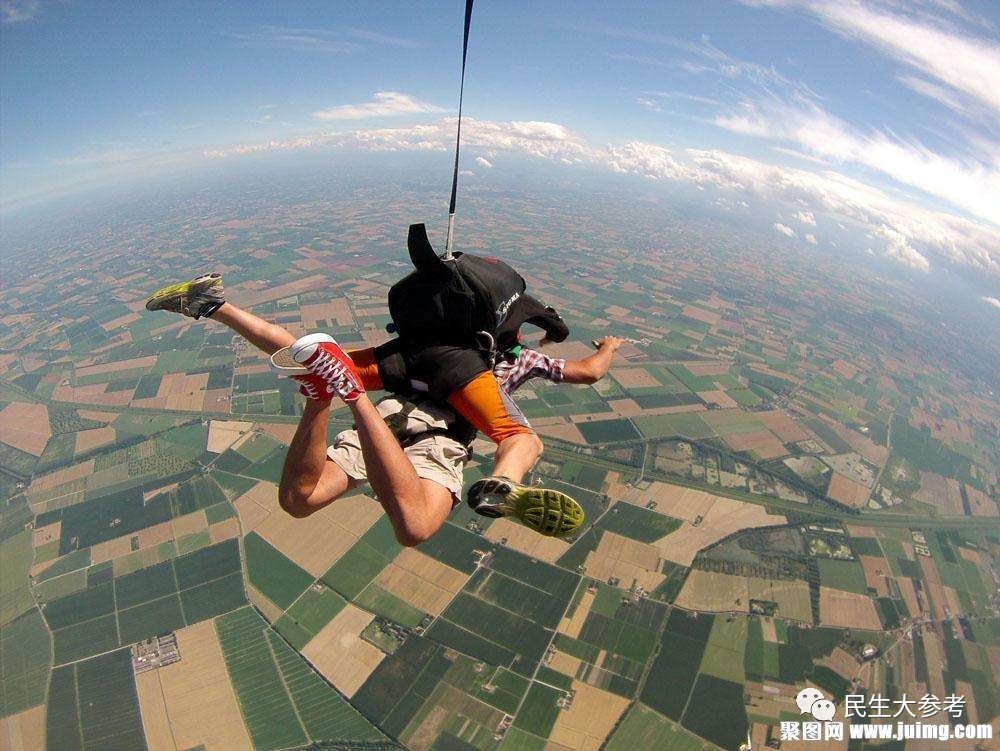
[312,351,355,397]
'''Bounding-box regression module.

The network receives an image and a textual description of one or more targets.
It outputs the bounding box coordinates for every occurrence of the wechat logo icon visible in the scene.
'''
[796,688,836,721]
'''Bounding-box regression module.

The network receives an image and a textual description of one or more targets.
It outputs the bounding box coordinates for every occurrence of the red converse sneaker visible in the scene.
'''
[291,372,337,401]
[291,333,365,403]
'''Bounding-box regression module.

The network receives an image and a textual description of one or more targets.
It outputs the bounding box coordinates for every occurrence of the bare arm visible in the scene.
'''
[560,336,622,384]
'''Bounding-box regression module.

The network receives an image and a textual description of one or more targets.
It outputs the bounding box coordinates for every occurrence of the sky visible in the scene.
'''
[2,0,999,284]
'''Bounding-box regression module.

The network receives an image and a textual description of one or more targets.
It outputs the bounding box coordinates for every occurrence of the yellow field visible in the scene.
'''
[583,532,664,591]
[482,517,569,563]
[90,534,136,565]
[373,547,468,616]
[31,521,59,549]
[135,619,253,750]
[826,473,871,508]
[28,459,95,496]
[675,570,746,612]
[138,520,174,549]
[76,354,157,377]
[0,704,45,751]
[677,570,812,622]
[559,588,596,639]
[818,587,881,629]
[549,650,583,678]
[533,418,588,444]
[74,425,117,454]
[302,604,384,697]
[135,671,175,750]
[209,517,240,544]
[549,681,630,751]
[206,420,252,453]
[235,481,383,576]
[609,483,786,566]
[171,509,208,539]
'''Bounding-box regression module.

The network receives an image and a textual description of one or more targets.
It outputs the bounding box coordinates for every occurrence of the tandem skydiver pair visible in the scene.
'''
[145,224,622,547]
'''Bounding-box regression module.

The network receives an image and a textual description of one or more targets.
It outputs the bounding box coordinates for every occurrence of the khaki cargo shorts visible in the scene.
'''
[327,429,470,506]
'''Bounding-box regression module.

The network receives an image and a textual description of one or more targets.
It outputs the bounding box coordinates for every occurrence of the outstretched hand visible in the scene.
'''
[593,336,623,352]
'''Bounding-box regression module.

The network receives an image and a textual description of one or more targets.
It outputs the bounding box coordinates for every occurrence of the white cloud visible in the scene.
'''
[1,0,39,23]
[983,296,1000,309]
[774,222,796,237]
[344,28,418,49]
[873,224,931,272]
[804,233,818,244]
[795,210,816,225]
[475,156,493,168]
[743,0,1000,115]
[228,26,360,54]
[712,99,1000,226]
[149,115,1000,277]
[312,92,444,121]
[898,75,973,116]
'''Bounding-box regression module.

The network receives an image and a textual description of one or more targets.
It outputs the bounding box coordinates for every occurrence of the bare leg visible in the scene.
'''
[280,397,452,545]
[210,302,294,355]
[278,399,354,516]
[490,433,543,483]
[349,396,453,546]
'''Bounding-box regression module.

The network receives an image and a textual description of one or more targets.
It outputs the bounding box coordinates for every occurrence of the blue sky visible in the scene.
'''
[2,0,999,283]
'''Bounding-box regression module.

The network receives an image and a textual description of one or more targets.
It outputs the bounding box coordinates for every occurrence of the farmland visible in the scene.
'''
[0,174,997,751]
[44,539,246,664]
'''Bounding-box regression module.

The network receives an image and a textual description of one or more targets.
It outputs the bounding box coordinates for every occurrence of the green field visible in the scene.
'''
[266,629,387,743]
[681,673,749,750]
[46,649,146,750]
[0,607,51,716]
[634,412,713,440]
[0,529,34,624]
[351,634,452,736]
[47,539,246,664]
[217,607,308,749]
[244,532,313,609]
[817,557,870,594]
[640,610,714,720]
[698,614,748,682]
[320,513,405,598]
[577,418,642,444]
[77,649,147,749]
[511,681,563,737]
[45,664,81,750]
[606,704,709,751]
[34,568,88,602]
[355,583,427,628]
[282,582,347,637]
[596,502,683,543]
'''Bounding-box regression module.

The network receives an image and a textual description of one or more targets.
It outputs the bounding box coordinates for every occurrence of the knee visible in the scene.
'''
[278,488,315,518]
[393,514,437,547]
[508,431,542,456]
[394,527,431,547]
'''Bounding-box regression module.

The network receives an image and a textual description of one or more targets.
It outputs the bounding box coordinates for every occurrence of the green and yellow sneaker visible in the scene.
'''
[467,476,584,537]
[145,273,225,319]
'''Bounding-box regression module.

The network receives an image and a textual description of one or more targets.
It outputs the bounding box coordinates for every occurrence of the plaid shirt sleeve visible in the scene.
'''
[496,348,566,394]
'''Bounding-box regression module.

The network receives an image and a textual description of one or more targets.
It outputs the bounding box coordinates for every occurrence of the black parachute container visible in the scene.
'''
[378,224,567,400]
[388,223,526,348]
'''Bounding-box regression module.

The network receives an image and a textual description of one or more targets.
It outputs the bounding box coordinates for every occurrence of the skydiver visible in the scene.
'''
[147,271,573,521]
[145,274,622,544]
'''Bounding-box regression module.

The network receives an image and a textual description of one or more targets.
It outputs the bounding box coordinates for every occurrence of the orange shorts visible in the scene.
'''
[348,348,533,444]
